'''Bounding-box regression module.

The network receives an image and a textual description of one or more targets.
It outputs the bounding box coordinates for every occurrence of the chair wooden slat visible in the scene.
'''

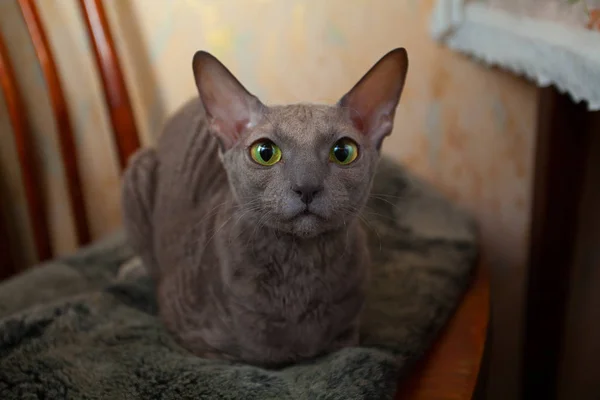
[17,0,91,246]
[0,30,52,264]
[395,261,490,399]
[78,0,141,170]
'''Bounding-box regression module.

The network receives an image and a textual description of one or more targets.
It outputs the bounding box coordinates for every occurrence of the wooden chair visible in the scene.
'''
[396,261,490,399]
[0,1,490,397]
[0,0,139,272]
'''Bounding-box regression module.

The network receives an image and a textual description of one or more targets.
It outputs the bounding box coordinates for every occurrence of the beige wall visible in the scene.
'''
[0,0,537,398]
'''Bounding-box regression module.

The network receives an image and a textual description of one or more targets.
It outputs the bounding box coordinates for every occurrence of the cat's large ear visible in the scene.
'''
[192,51,265,150]
[338,48,408,150]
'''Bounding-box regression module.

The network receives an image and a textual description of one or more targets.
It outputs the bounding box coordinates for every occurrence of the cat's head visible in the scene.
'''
[192,49,408,238]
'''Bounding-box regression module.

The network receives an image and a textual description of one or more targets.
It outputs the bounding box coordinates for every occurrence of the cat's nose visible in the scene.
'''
[292,184,323,205]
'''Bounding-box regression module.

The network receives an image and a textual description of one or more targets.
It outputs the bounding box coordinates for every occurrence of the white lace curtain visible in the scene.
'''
[431,0,600,111]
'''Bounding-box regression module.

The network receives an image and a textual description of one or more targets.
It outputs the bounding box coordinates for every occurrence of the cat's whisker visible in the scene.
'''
[239,213,260,251]
[369,194,401,203]
[202,199,262,234]
[342,216,350,256]
[361,207,398,224]
[235,218,259,246]
[368,195,407,214]
[345,205,382,252]
[359,212,382,252]
[369,193,406,200]
[248,211,273,256]
[189,199,235,232]
[369,193,409,202]
[200,213,239,253]
[228,210,253,244]
[228,204,266,243]
[244,210,268,248]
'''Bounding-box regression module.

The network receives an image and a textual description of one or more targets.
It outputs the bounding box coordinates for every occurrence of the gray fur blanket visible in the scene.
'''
[0,159,477,399]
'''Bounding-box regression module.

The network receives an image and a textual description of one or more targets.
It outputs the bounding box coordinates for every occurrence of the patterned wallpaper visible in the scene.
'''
[0,2,536,396]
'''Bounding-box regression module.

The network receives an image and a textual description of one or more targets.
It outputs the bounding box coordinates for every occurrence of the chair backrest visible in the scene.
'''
[0,0,141,279]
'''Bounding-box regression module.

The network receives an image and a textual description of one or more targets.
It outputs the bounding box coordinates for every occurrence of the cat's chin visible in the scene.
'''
[291,216,323,238]
[277,212,334,238]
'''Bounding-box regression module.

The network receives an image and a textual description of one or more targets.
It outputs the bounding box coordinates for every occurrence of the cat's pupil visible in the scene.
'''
[333,145,349,162]
[259,144,274,162]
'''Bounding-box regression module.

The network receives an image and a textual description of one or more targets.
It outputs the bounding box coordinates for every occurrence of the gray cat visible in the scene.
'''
[122,48,409,367]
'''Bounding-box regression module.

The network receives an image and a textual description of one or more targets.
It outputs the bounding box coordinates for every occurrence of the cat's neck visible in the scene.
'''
[213,205,361,269]
[214,216,361,289]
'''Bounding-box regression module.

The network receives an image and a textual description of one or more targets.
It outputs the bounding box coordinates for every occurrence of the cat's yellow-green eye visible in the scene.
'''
[250,140,282,166]
[330,138,359,165]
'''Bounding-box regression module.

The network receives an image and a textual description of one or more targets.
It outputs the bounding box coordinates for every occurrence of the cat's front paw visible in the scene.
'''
[116,256,148,282]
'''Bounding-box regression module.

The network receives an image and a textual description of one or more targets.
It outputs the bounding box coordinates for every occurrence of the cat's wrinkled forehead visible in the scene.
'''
[261,104,350,145]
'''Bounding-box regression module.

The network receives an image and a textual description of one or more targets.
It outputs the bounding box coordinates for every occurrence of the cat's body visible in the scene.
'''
[122,49,408,367]
[125,99,368,366]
